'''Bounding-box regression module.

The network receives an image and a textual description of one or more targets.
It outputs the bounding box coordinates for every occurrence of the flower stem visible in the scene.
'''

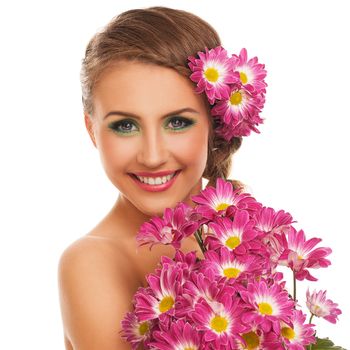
[308,314,315,350]
[293,271,296,301]
[194,226,207,254]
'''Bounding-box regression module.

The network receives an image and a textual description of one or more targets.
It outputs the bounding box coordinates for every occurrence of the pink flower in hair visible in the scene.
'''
[306,289,341,324]
[188,46,240,104]
[215,112,264,140]
[211,85,261,125]
[187,45,268,141]
[232,47,268,94]
[211,85,265,138]
[279,227,332,281]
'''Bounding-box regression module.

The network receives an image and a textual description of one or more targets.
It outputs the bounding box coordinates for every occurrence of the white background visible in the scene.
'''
[0,0,349,349]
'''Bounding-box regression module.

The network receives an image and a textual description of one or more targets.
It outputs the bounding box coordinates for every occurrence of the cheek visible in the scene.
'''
[97,132,134,172]
[170,128,209,169]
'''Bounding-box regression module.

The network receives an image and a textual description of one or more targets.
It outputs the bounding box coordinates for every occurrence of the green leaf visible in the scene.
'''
[310,337,347,350]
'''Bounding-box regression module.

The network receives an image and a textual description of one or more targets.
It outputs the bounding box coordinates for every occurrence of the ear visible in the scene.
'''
[84,113,97,148]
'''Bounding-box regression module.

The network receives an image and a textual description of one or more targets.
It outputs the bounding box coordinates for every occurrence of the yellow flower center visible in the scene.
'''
[258,302,273,315]
[242,331,260,349]
[138,321,149,336]
[204,67,219,82]
[314,305,322,313]
[297,255,303,260]
[225,236,241,249]
[230,91,243,105]
[216,202,230,211]
[158,296,174,313]
[281,326,295,340]
[223,267,241,278]
[184,348,196,350]
[210,315,228,333]
[240,71,248,84]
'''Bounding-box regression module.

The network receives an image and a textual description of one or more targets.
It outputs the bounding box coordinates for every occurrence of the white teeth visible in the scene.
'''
[135,172,177,185]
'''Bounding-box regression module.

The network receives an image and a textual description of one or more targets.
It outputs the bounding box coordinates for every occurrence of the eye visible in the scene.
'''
[108,119,138,134]
[166,116,195,130]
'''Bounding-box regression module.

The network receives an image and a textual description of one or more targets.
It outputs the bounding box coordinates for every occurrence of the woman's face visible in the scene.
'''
[85,61,211,217]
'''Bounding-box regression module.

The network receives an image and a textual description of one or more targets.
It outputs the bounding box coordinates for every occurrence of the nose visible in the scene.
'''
[136,127,169,168]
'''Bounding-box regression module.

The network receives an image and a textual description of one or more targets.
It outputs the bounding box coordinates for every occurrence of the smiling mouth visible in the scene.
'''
[129,170,181,185]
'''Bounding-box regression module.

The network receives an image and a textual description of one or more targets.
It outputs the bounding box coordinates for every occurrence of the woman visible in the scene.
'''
[58,6,244,350]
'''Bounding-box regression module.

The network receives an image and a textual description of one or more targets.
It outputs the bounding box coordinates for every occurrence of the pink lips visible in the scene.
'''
[129,170,181,192]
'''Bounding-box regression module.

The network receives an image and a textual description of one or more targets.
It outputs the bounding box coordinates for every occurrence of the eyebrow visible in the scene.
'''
[103,107,200,120]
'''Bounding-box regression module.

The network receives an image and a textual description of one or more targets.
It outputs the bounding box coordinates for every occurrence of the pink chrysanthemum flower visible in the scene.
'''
[214,101,265,140]
[210,82,266,140]
[253,207,295,266]
[306,289,342,324]
[149,319,202,350]
[225,196,263,219]
[203,247,262,282]
[240,280,295,334]
[134,264,183,322]
[191,177,261,221]
[120,312,153,350]
[191,294,248,348]
[136,202,199,250]
[235,322,267,350]
[188,46,240,104]
[254,207,295,236]
[206,211,257,253]
[160,250,200,280]
[232,48,268,94]
[177,270,236,318]
[215,112,264,140]
[279,309,316,350]
[211,85,264,127]
[279,227,332,281]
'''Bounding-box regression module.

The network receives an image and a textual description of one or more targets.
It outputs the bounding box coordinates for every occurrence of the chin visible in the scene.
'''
[139,200,181,218]
[142,205,169,218]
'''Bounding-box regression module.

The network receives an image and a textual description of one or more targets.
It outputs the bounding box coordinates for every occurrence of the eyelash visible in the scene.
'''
[108,116,196,134]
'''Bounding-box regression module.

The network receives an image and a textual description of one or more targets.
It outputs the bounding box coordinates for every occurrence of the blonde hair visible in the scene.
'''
[80,6,245,191]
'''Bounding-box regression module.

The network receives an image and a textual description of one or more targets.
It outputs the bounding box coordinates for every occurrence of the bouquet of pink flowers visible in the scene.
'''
[120,178,343,350]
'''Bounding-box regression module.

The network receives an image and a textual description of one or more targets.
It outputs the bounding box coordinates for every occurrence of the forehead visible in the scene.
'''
[92,60,207,118]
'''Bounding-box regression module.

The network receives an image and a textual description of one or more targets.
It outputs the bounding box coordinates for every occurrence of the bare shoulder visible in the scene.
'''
[58,235,139,350]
